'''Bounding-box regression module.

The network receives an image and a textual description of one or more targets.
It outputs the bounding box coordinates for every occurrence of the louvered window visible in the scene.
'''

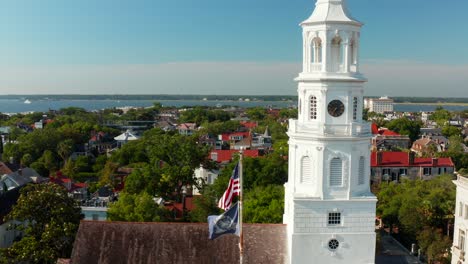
[310,96,317,120]
[330,158,342,186]
[301,157,313,184]
[358,156,365,185]
[353,97,358,120]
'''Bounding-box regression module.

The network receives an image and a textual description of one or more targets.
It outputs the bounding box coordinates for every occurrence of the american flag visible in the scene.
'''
[218,162,240,211]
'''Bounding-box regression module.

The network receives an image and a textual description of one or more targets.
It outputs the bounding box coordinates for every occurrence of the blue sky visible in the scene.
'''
[0,0,467,96]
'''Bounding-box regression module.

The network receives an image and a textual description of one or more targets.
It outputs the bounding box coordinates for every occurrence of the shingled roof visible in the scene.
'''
[71,221,287,264]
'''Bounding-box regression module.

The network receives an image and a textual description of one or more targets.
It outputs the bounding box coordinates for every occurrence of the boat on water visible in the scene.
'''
[24,99,32,104]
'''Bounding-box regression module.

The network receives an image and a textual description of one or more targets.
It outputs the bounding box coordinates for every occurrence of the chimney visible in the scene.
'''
[432,158,438,167]
[409,152,415,165]
[377,151,383,166]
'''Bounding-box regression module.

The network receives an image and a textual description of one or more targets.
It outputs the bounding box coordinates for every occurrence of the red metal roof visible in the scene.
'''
[370,152,454,167]
[240,121,258,129]
[210,149,260,163]
[220,131,250,141]
[380,130,400,136]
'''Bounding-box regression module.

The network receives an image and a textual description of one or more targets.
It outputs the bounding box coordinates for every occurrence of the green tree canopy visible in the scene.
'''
[243,185,284,223]
[441,125,461,138]
[107,192,171,222]
[0,183,82,264]
[386,117,422,142]
[430,107,452,127]
[376,175,455,261]
[246,107,267,121]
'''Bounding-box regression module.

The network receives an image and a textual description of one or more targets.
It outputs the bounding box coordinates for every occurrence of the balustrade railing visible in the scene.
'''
[289,120,371,136]
[310,63,322,72]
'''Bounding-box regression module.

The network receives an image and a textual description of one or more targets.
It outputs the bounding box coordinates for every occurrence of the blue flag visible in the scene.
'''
[208,202,239,240]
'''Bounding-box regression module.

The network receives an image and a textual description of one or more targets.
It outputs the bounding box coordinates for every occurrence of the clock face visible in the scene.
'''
[327,100,345,117]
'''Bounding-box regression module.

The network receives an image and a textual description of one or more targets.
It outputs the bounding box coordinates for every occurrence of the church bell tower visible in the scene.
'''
[284,0,377,263]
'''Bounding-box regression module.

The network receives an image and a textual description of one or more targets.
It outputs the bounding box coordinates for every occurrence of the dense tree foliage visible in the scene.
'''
[243,185,284,223]
[376,175,455,262]
[441,125,461,138]
[386,117,422,142]
[179,106,232,124]
[245,107,267,121]
[435,135,468,171]
[107,192,171,222]
[430,107,452,127]
[107,129,212,221]
[0,183,82,264]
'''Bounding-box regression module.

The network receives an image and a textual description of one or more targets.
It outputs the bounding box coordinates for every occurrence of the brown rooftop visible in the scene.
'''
[71,221,287,264]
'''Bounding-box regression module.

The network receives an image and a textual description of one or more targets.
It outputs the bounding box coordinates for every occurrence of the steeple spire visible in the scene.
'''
[301,0,361,26]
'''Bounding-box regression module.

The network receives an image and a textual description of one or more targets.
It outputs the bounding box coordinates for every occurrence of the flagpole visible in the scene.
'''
[239,149,244,264]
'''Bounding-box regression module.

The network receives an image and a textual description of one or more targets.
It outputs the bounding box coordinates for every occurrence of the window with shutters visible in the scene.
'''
[310,96,317,120]
[301,156,313,184]
[330,158,343,186]
[358,156,365,185]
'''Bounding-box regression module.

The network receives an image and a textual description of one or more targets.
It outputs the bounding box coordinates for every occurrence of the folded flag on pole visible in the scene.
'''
[208,202,240,240]
[218,162,240,211]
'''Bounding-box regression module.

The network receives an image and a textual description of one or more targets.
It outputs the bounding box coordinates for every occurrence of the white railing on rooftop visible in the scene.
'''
[289,120,371,137]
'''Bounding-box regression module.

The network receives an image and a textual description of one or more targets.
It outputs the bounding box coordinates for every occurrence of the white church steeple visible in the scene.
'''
[284,0,377,263]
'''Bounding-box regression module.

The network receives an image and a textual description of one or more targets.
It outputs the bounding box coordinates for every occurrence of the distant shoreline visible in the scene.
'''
[395,102,468,107]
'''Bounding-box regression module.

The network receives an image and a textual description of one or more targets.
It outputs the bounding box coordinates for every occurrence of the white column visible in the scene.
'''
[344,40,350,73]
[303,33,308,73]
[322,33,329,73]
[355,33,360,72]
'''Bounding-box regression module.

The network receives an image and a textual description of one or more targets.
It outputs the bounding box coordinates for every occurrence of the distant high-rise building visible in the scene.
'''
[283,0,377,263]
[364,96,394,114]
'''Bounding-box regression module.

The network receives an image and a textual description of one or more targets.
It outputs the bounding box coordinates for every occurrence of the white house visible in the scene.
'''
[283,0,377,263]
[452,173,468,264]
[114,129,140,147]
[193,166,219,195]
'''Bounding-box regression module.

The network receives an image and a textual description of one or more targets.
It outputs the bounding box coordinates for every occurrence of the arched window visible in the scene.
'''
[353,97,358,120]
[310,96,317,120]
[330,158,343,186]
[358,156,365,185]
[311,37,322,63]
[331,36,342,72]
[301,156,313,184]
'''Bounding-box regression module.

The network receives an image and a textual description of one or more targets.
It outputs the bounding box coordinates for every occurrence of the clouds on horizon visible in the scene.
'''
[0,60,467,97]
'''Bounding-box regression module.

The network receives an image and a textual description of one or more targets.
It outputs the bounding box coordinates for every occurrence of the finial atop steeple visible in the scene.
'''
[301,0,361,26]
